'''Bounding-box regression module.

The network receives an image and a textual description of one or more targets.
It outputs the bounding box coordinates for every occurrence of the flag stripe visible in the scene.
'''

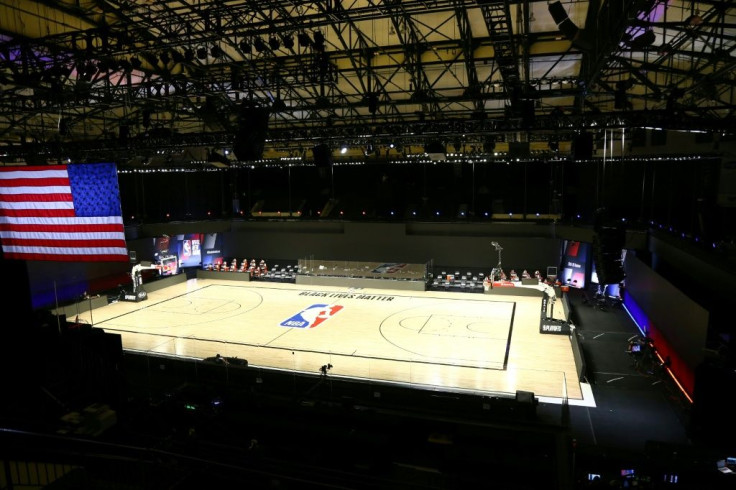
[0,192,74,202]
[0,208,77,218]
[0,163,128,262]
[0,179,71,190]
[2,251,129,262]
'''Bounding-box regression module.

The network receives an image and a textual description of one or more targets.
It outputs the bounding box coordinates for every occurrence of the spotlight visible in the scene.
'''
[196,46,208,59]
[210,45,222,58]
[239,40,251,53]
[628,30,656,49]
[170,49,184,63]
[685,14,703,27]
[254,38,266,53]
[298,32,312,47]
[283,35,294,49]
[340,145,348,154]
[268,37,280,50]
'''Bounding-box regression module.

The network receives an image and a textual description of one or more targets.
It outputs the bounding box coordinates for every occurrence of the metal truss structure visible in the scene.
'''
[0,1,734,166]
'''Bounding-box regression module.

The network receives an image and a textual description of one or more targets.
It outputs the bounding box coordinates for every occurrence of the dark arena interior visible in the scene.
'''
[2,2,736,489]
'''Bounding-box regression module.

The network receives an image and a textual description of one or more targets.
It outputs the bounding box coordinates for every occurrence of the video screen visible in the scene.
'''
[152,233,204,273]
[560,240,590,289]
[175,233,203,268]
[201,233,225,268]
[152,235,178,275]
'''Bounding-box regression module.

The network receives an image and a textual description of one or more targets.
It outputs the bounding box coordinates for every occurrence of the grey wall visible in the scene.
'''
[207,221,561,270]
[625,253,709,370]
[27,220,565,308]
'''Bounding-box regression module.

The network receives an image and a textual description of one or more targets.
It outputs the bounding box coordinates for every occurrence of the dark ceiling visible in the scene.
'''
[0,0,734,166]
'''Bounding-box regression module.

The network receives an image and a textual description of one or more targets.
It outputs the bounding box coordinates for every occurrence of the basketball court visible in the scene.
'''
[72,278,591,403]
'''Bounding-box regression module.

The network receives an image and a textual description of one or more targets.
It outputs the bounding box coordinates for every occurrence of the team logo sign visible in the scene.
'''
[280,304,343,328]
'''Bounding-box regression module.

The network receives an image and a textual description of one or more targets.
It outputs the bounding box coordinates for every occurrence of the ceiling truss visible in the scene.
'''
[0,0,733,165]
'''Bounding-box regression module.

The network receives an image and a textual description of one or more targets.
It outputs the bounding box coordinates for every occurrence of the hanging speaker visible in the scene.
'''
[312,143,332,168]
[548,1,569,25]
[558,18,579,39]
[508,142,530,159]
[549,1,581,42]
[572,133,593,161]
[233,106,270,162]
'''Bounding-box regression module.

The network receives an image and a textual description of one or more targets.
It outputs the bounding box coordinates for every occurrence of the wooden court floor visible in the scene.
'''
[75,278,585,401]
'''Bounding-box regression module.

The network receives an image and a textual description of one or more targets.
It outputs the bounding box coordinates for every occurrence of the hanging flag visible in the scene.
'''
[0,163,128,262]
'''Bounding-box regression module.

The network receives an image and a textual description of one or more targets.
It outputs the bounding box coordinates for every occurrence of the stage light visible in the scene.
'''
[298,32,312,47]
[340,145,348,154]
[210,45,222,58]
[685,14,703,27]
[628,30,656,49]
[239,40,251,53]
[254,38,266,53]
[283,35,294,49]
[268,37,280,50]
[196,46,208,59]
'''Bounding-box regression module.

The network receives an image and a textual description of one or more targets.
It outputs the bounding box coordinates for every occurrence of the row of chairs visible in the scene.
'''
[205,259,268,275]
[204,260,302,281]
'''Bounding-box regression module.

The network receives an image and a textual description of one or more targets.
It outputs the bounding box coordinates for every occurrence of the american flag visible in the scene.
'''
[0,163,129,262]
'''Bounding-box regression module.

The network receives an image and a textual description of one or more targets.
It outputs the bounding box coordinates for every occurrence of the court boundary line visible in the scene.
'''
[103,326,506,372]
[377,301,515,370]
[97,282,550,374]
[502,302,517,370]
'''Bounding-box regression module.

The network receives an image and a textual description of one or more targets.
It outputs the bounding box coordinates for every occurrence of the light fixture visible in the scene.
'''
[685,14,703,27]
[268,37,280,50]
[196,46,208,60]
[254,38,266,53]
[628,30,656,49]
[298,32,312,47]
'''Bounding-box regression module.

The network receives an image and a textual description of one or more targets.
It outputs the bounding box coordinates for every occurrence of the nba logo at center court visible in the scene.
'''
[280,304,343,328]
